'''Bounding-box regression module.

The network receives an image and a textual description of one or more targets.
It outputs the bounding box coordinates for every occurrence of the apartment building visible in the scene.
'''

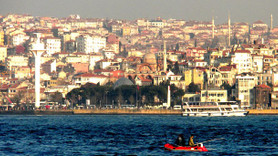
[235,74,257,108]
[43,37,61,56]
[76,35,106,53]
[231,50,252,74]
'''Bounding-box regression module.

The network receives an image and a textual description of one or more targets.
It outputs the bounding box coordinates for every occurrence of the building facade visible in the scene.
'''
[235,74,257,108]
[76,35,106,53]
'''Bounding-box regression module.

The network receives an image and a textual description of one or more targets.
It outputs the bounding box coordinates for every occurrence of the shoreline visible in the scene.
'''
[0,109,277,115]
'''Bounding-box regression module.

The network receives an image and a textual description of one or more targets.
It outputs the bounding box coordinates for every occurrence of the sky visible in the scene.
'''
[1,0,278,26]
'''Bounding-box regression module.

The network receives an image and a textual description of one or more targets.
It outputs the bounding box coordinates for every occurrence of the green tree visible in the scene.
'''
[11,91,25,109]
[220,81,232,95]
[66,88,80,107]
[170,84,185,106]
[50,91,63,104]
[175,43,180,51]
[63,64,75,73]
[173,61,180,74]
[187,82,201,93]
[210,37,219,48]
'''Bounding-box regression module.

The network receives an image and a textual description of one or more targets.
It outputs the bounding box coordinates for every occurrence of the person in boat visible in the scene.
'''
[175,134,186,146]
[188,135,196,147]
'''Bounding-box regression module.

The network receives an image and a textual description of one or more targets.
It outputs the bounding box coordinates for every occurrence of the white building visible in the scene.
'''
[6,56,29,67]
[73,73,108,86]
[0,46,7,62]
[102,50,115,59]
[201,89,228,102]
[235,74,257,108]
[11,33,29,46]
[43,37,61,56]
[193,60,208,68]
[231,50,252,74]
[252,54,263,73]
[76,35,106,53]
[89,54,104,71]
[207,67,223,87]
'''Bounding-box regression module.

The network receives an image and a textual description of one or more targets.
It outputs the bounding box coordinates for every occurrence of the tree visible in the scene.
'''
[170,84,185,106]
[220,82,235,101]
[220,81,232,95]
[50,91,64,104]
[173,61,180,74]
[63,64,75,73]
[210,37,219,48]
[11,91,25,109]
[66,88,80,107]
[187,82,201,93]
[175,43,180,51]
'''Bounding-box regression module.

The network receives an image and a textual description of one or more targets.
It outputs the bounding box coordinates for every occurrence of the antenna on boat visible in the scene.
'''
[199,138,225,144]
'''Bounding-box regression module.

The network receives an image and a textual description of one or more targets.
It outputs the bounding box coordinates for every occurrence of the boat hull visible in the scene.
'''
[182,111,249,117]
[164,143,208,152]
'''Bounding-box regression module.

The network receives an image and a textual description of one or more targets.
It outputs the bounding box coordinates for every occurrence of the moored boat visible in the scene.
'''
[182,101,249,117]
[164,143,208,152]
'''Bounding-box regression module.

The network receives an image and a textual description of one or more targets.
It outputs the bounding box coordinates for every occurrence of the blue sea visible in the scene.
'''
[0,115,277,155]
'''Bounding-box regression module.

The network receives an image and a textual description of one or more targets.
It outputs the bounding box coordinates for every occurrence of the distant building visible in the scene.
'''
[271,86,278,109]
[43,37,61,56]
[254,84,271,108]
[0,46,7,63]
[184,68,204,90]
[200,89,228,102]
[182,93,201,102]
[231,50,252,74]
[76,35,106,53]
[235,73,257,108]
[11,32,29,46]
[73,73,108,86]
[0,30,4,46]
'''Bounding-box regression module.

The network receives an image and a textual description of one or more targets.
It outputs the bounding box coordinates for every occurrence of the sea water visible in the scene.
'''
[0,115,277,155]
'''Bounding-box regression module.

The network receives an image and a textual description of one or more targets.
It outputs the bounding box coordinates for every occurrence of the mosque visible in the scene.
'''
[125,42,168,84]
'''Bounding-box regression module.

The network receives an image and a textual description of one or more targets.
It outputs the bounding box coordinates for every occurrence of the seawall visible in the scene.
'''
[0,109,277,115]
[73,109,181,115]
[0,110,73,115]
[247,109,278,115]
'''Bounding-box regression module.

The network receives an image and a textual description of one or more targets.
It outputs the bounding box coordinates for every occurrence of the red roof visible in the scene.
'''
[0,84,9,90]
[219,66,232,71]
[137,76,152,82]
[256,84,271,89]
[234,50,251,53]
[253,20,265,24]
[78,73,107,78]
[93,69,113,73]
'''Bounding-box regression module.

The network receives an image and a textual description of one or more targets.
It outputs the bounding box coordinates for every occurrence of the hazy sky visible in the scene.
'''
[1,0,278,25]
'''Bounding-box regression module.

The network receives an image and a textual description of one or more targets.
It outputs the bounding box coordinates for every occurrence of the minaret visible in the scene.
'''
[30,33,45,109]
[270,14,273,31]
[163,41,167,72]
[228,14,231,47]
[167,85,171,108]
[212,16,215,39]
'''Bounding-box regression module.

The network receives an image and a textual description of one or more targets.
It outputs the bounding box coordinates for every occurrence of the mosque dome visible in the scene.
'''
[113,77,134,89]
[143,53,157,65]
[58,70,67,79]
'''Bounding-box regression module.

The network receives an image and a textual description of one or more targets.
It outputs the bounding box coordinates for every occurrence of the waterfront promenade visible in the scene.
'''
[0,109,277,115]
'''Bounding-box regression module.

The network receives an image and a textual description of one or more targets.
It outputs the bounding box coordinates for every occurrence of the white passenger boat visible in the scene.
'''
[182,101,248,117]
